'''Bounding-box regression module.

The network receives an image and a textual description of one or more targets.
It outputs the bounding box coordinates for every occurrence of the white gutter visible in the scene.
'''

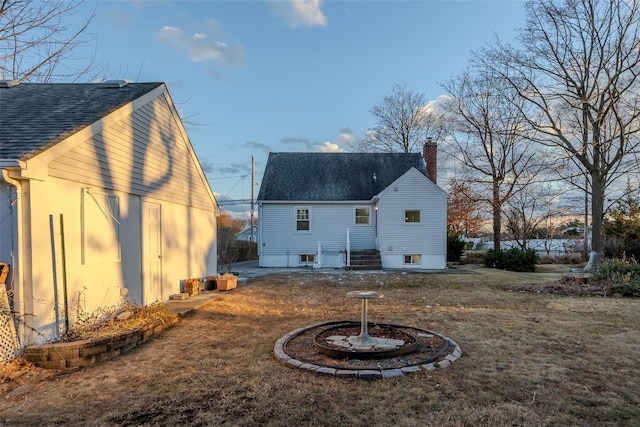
[1,169,26,346]
[0,160,20,168]
[258,200,375,205]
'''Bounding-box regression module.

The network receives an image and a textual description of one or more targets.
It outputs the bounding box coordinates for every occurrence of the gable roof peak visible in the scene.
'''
[258,151,429,202]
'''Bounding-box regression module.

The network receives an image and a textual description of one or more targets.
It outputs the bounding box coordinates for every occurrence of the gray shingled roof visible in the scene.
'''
[257,152,428,201]
[0,82,163,161]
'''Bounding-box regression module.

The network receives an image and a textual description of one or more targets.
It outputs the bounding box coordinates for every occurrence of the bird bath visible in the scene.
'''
[313,290,419,359]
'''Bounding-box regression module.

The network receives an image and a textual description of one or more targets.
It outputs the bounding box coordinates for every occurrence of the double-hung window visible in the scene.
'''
[295,207,310,232]
[405,209,421,224]
[355,207,370,225]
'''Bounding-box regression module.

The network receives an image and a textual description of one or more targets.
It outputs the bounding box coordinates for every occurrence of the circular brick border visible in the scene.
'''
[273,321,462,380]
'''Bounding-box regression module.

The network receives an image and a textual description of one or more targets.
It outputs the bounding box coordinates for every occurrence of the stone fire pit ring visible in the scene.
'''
[274,321,462,380]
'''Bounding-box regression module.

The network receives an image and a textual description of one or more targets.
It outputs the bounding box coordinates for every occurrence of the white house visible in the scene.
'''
[257,147,447,270]
[236,224,259,244]
[0,80,219,348]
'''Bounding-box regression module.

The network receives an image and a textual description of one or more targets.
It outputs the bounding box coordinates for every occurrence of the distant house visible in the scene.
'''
[236,224,259,244]
[257,144,447,270]
[0,80,219,347]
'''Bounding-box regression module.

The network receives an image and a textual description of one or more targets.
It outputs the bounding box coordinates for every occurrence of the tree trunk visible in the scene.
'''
[493,186,501,251]
[591,172,605,256]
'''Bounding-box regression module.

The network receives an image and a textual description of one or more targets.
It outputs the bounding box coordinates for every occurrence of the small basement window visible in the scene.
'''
[405,209,421,223]
[300,254,315,264]
[404,254,421,265]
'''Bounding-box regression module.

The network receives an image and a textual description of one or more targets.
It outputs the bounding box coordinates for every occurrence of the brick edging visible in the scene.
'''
[22,313,179,370]
[273,321,462,380]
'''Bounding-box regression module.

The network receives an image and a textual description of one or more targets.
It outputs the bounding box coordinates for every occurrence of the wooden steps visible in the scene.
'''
[346,249,383,270]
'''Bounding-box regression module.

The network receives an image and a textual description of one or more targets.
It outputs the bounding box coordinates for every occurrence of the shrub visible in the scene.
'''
[447,231,466,262]
[484,248,539,272]
[592,257,640,297]
[463,251,486,264]
[539,253,584,265]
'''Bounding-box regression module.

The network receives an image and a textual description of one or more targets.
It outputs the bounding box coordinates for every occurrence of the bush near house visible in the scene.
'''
[484,248,539,272]
[447,229,466,263]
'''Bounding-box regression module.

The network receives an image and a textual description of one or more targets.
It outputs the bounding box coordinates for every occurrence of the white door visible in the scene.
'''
[142,202,162,304]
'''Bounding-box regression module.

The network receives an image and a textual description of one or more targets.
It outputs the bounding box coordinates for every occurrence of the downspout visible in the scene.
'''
[1,169,27,346]
[258,202,263,267]
[346,228,351,267]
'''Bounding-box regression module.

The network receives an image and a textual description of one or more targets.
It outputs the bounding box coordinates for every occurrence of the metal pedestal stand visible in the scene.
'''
[346,290,382,347]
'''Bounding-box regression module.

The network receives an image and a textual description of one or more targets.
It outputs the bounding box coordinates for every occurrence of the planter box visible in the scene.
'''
[217,275,237,291]
[184,278,201,296]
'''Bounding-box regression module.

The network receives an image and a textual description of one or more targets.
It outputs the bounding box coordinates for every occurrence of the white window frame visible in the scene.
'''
[404,254,421,265]
[295,206,311,232]
[354,207,371,226]
[404,209,421,224]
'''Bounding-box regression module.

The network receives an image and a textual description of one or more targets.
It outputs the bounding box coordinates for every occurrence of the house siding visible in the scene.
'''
[18,165,217,345]
[376,169,447,269]
[48,95,213,211]
[259,202,376,268]
[7,90,218,345]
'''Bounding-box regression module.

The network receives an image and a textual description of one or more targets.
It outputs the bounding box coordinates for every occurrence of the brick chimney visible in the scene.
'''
[423,138,437,184]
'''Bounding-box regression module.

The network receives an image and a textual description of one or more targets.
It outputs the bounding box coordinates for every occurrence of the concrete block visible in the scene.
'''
[381,369,404,378]
[66,356,95,368]
[48,348,80,361]
[358,370,382,380]
[37,359,67,370]
[79,344,108,357]
[96,349,120,363]
[334,369,359,378]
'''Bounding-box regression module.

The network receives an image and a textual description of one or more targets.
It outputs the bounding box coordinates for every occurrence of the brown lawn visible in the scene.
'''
[0,265,639,426]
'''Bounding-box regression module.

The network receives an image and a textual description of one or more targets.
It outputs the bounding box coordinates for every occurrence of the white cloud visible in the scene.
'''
[315,141,347,152]
[156,20,246,66]
[281,130,354,152]
[270,0,327,28]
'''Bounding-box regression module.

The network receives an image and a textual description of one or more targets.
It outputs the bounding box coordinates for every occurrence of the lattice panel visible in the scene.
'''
[0,285,19,362]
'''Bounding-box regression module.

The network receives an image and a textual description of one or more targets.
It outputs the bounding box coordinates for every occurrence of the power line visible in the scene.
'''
[217,199,252,206]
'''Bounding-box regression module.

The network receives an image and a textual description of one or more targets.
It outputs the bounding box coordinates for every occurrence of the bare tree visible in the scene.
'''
[359,83,445,153]
[440,64,546,250]
[505,180,573,252]
[446,177,484,238]
[481,0,640,267]
[0,0,96,82]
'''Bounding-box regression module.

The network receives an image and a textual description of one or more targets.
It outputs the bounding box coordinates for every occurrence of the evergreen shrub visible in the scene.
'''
[484,248,539,272]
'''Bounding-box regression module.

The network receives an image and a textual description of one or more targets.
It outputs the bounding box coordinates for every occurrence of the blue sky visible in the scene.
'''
[82,0,526,219]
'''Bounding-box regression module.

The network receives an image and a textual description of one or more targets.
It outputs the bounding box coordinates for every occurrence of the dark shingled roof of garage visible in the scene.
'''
[0,81,163,161]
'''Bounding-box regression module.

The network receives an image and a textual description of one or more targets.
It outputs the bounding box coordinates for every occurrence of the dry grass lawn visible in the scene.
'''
[1,265,639,426]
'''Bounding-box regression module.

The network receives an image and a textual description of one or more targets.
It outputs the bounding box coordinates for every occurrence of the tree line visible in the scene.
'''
[8,0,640,269]
[353,0,640,269]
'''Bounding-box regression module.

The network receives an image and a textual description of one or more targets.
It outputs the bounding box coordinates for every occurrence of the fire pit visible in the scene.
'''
[274,290,462,379]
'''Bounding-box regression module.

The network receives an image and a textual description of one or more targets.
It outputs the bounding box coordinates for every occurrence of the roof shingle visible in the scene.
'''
[0,82,162,160]
[257,152,428,201]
